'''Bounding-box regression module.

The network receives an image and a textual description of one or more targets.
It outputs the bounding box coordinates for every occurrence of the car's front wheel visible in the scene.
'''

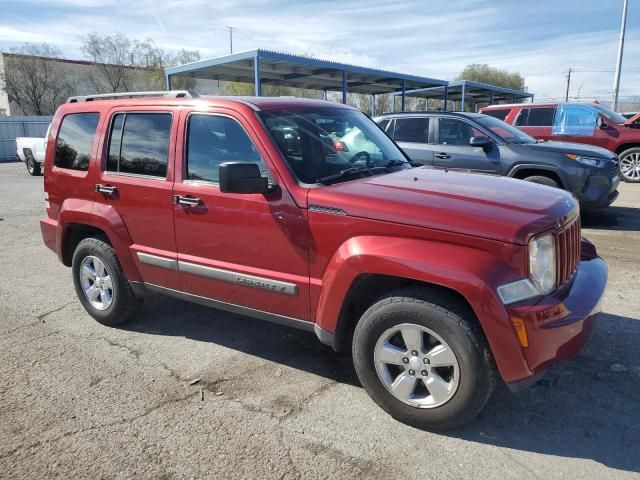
[352,288,496,430]
[523,175,559,189]
[72,237,142,326]
[619,147,640,183]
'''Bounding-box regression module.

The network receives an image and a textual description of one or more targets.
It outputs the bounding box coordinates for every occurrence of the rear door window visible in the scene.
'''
[483,109,510,121]
[516,107,556,126]
[107,113,172,177]
[54,113,100,171]
[394,117,429,143]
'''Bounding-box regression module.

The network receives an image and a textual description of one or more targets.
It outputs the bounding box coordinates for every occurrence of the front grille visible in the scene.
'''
[608,161,619,179]
[556,215,581,286]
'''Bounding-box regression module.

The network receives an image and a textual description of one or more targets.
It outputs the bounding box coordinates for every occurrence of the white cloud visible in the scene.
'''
[1,0,638,103]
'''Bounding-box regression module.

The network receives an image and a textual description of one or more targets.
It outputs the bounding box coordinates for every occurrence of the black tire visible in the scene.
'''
[352,287,497,430]
[523,175,559,189]
[26,155,41,176]
[618,147,640,183]
[71,237,142,326]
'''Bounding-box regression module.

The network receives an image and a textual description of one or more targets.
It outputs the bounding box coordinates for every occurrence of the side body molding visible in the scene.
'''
[57,199,142,281]
[314,235,531,383]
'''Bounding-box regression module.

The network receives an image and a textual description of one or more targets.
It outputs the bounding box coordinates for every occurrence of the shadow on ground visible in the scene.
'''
[124,297,640,473]
[582,206,640,231]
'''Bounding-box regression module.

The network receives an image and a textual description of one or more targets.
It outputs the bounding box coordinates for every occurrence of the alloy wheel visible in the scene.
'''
[374,323,460,408]
[620,152,640,181]
[79,256,114,310]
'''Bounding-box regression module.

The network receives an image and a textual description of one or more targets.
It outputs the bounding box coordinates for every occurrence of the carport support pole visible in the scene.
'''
[460,82,466,112]
[401,80,406,112]
[371,95,376,116]
[254,55,262,96]
[426,98,429,111]
[323,89,327,101]
[443,85,449,111]
[342,71,347,104]
[166,73,172,90]
[489,91,494,105]
[512,94,516,104]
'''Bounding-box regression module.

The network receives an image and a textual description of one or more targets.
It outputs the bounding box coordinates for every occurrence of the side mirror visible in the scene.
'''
[469,136,493,150]
[596,116,608,130]
[219,162,270,194]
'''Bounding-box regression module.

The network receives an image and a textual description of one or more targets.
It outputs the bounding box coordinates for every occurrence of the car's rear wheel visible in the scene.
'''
[25,155,41,176]
[352,288,497,430]
[72,237,142,326]
[618,148,640,183]
[523,175,559,189]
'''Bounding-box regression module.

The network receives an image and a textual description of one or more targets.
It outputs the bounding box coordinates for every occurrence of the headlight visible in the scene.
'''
[529,234,556,294]
[565,154,606,168]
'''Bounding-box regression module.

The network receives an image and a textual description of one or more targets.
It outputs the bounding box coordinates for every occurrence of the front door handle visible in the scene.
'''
[435,153,451,159]
[173,195,202,207]
[95,184,117,194]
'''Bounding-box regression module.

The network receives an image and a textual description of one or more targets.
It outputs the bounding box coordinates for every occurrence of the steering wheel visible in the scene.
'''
[348,151,373,168]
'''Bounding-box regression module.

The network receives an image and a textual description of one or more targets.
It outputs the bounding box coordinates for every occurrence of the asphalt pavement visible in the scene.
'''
[1,161,638,479]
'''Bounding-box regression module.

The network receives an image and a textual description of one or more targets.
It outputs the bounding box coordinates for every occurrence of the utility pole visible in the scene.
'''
[565,67,571,102]
[225,26,235,54]
[612,0,629,112]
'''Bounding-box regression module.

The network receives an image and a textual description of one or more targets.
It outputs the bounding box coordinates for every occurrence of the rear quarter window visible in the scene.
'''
[482,109,510,121]
[54,113,100,171]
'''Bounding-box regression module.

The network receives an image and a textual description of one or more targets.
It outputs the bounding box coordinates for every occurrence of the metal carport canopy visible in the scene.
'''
[164,49,448,103]
[394,80,534,110]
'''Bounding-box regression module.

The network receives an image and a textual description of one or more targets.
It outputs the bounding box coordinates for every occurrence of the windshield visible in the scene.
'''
[592,104,628,124]
[259,107,410,184]
[476,115,537,144]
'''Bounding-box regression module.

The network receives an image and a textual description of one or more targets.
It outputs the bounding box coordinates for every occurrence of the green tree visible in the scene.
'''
[457,64,525,91]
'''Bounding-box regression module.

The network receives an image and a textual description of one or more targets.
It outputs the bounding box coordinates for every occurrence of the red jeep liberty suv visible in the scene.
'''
[40,92,608,429]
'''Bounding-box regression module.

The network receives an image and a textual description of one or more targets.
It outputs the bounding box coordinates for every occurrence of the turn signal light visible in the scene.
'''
[511,317,529,348]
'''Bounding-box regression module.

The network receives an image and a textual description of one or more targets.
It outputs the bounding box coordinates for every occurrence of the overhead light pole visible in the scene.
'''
[612,0,629,112]
[226,26,235,54]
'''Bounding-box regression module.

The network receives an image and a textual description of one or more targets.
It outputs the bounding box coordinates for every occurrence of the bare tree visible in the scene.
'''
[0,43,75,115]
[80,33,200,92]
[80,33,138,92]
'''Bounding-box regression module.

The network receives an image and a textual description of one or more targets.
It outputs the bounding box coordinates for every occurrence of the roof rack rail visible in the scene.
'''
[66,90,192,103]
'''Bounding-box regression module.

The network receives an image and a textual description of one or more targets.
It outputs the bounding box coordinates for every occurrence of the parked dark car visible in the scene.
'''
[374,112,620,210]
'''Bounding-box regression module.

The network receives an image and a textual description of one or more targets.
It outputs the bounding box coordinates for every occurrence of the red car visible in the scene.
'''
[41,92,607,429]
[480,102,640,183]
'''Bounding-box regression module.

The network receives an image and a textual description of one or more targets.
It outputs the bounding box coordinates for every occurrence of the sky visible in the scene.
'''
[0,0,638,105]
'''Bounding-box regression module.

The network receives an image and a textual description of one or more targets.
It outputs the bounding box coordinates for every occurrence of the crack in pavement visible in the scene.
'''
[0,302,73,339]
[0,391,198,462]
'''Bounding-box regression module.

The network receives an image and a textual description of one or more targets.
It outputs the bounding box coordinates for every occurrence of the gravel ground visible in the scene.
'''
[1,161,638,480]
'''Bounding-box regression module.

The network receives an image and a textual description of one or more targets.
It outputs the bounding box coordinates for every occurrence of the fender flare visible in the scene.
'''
[507,163,567,188]
[57,199,142,281]
[315,235,530,382]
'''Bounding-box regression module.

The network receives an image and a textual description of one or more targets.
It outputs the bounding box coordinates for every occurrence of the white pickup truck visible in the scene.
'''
[16,125,50,176]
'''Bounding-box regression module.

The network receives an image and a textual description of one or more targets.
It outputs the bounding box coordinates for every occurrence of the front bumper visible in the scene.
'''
[575,173,620,209]
[505,243,607,384]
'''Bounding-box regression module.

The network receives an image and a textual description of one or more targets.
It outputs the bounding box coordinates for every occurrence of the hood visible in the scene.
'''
[520,140,617,159]
[308,168,578,245]
[624,112,640,126]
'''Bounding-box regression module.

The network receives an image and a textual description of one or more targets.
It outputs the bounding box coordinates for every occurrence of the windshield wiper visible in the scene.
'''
[316,166,388,184]
[384,159,408,167]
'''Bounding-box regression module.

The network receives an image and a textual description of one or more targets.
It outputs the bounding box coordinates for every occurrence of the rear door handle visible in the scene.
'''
[173,195,202,207]
[95,184,117,194]
[435,153,451,159]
